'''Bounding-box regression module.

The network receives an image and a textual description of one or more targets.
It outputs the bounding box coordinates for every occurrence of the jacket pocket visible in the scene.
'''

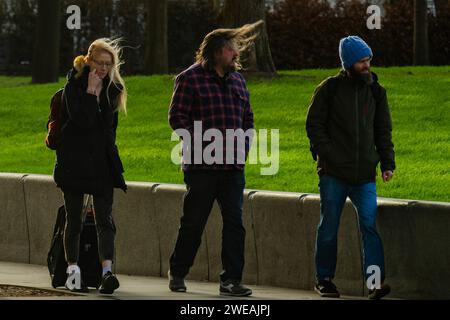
[366,146,380,166]
[108,145,124,173]
[325,142,353,166]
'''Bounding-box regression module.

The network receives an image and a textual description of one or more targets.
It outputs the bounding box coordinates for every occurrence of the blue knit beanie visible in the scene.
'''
[339,36,373,69]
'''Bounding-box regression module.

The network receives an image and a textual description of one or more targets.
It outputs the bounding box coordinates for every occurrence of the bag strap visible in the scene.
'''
[53,205,66,236]
[61,88,69,129]
[370,81,382,106]
[326,76,339,108]
[81,194,93,224]
[309,76,339,161]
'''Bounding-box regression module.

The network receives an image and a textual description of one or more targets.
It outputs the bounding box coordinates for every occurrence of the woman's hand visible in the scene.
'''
[87,68,102,95]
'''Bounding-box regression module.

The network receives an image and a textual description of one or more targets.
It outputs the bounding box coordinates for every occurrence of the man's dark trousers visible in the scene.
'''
[169,169,246,282]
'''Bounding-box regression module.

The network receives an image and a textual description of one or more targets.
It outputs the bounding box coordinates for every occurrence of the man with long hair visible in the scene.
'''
[167,21,262,296]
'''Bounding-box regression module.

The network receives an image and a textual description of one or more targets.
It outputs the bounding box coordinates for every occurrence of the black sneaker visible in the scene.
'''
[314,280,340,298]
[168,270,186,292]
[368,283,391,300]
[99,271,120,294]
[220,279,252,297]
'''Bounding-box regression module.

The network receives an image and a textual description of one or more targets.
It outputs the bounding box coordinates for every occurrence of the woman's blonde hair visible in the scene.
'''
[73,38,127,114]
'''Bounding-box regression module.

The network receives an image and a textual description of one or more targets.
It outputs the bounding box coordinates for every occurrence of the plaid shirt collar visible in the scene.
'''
[198,62,241,86]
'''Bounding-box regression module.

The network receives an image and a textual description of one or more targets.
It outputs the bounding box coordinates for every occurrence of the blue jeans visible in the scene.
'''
[315,174,385,282]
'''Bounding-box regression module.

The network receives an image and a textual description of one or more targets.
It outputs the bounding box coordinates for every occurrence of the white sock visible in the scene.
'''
[67,264,81,274]
[66,265,81,289]
[102,265,112,276]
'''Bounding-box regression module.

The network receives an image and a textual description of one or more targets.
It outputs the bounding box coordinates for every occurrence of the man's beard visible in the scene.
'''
[223,61,237,74]
[349,66,374,85]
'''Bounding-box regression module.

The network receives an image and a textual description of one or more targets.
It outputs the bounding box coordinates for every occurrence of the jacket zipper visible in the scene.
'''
[97,92,102,113]
[355,85,359,183]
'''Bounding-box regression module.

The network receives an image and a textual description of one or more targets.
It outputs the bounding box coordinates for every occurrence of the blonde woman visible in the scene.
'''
[53,38,127,294]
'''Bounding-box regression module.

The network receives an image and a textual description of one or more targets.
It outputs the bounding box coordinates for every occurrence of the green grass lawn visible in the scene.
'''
[0,66,449,202]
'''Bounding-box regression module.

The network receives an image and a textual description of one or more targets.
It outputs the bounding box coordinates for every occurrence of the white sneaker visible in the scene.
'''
[65,265,88,293]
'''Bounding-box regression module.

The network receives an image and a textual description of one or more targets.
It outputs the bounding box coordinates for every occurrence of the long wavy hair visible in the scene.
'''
[73,38,127,114]
[195,20,263,71]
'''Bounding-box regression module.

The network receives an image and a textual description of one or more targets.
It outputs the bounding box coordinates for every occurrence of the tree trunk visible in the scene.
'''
[221,0,276,75]
[32,0,61,83]
[413,0,430,65]
[210,0,222,14]
[144,0,168,74]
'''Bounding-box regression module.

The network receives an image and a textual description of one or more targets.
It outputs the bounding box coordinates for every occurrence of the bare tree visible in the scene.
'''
[0,2,5,26]
[144,0,168,74]
[32,0,61,83]
[413,0,430,65]
[221,0,276,75]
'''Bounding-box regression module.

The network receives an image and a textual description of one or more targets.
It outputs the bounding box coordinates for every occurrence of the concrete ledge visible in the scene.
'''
[152,184,209,281]
[0,173,29,263]
[250,191,309,289]
[408,201,450,299]
[114,182,160,277]
[22,174,63,266]
[377,200,450,299]
[1,173,450,299]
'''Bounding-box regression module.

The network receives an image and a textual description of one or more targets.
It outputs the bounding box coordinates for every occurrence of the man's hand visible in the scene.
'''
[382,170,394,182]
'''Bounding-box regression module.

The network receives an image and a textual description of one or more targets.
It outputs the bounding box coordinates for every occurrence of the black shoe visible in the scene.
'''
[315,280,340,298]
[220,279,252,297]
[168,270,186,292]
[99,271,120,294]
[368,283,391,300]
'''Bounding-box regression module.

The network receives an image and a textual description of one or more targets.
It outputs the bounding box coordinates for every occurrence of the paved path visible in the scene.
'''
[0,261,368,300]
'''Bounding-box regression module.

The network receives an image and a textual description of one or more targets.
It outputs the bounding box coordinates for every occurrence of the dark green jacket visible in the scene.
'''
[306,71,395,184]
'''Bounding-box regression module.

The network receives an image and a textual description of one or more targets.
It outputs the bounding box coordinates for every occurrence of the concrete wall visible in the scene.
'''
[22,174,64,266]
[0,173,449,299]
[375,199,450,299]
[113,182,160,277]
[0,173,29,263]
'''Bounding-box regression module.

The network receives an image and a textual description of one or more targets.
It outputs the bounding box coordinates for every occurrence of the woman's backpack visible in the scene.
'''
[45,88,67,150]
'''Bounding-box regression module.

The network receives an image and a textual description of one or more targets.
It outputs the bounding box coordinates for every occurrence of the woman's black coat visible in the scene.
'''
[53,66,127,194]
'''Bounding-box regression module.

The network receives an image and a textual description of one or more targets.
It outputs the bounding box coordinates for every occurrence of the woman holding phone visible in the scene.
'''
[53,38,127,294]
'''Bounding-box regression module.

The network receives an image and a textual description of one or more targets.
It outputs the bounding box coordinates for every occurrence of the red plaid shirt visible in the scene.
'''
[169,63,254,171]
